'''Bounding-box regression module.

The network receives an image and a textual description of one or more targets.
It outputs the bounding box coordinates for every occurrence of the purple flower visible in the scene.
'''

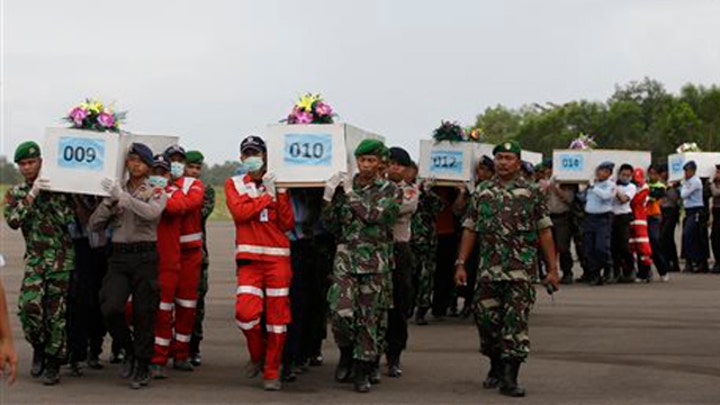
[315,102,333,117]
[295,110,313,124]
[69,107,89,126]
[97,111,116,128]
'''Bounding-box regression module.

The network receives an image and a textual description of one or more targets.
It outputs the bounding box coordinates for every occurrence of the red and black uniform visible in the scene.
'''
[225,174,294,380]
[630,183,653,270]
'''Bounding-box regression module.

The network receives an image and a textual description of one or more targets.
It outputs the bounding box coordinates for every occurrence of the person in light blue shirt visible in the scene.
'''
[583,161,617,285]
[680,161,709,272]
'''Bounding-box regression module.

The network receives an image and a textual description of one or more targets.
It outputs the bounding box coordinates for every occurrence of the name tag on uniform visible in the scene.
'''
[259,209,269,222]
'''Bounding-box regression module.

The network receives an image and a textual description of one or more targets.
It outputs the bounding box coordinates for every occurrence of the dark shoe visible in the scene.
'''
[460,303,473,319]
[119,354,135,379]
[369,360,381,384]
[244,360,263,379]
[264,378,282,391]
[190,352,202,367]
[173,359,194,372]
[31,346,46,378]
[281,362,297,382]
[42,357,61,386]
[353,361,371,393]
[110,349,125,364]
[499,359,526,397]
[589,275,604,286]
[711,265,720,274]
[387,353,402,378]
[150,364,167,380]
[69,361,84,377]
[415,307,429,326]
[308,354,323,367]
[87,353,103,370]
[448,305,459,317]
[334,347,354,383]
[482,355,501,389]
[560,274,574,285]
[130,361,150,390]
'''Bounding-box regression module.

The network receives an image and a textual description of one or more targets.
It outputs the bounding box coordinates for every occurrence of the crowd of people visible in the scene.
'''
[3,135,718,397]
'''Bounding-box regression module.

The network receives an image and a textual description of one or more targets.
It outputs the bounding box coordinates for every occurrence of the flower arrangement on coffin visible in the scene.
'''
[64,98,126,132]
[676,142,702,153]
[284,93,336,124]
[568,133,597,150]
[432,121,466,143]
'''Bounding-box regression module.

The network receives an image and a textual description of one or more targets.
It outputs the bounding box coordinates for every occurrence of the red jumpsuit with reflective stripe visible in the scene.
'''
[630,184,653,266]
[225,174,294,380]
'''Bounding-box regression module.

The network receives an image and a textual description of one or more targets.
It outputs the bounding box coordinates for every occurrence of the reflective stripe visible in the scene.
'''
[176,333,192,343]
[236,319,260,330]
[155,337,171,347]
[182,177,195,194]
[175,298,197,308]
[233,176,260,198]
[629,237,650,243]
[266,324,287,334]
[237,286,264,297]
[236,244,290,257]
[159,302,174,311]
[180,232,203,243]
[630,220,648,226]
[266,288,289,297]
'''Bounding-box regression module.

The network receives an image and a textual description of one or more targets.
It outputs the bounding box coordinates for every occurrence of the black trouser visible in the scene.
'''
[67,238,91,363]
[386,242,414,357]
[432,233,458,317]
[300,233,334,360]
[682,207,709,268]
[611,213,634,279]
[283,239,311,367]
[660,207,680,271]
[647,216,669,276]
[551,213,574,278]
[584,213,612,280]
[711,208,720,268]
[100,244,159,362]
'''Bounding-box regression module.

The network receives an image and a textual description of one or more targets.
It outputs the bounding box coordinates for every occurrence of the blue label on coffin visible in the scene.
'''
[429,150,464,175]
[669,155,685,176]
[283,133,333,166]
[57,137,106,171]
[557,153,585,172]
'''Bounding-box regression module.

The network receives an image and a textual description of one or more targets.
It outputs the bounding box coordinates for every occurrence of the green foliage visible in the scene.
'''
[201,160,242,187]
[0,156,21,184]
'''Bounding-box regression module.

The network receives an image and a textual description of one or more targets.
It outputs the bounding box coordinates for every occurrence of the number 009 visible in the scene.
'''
[62,145,97,164]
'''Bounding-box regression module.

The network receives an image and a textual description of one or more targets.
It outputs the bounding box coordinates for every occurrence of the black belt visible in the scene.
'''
[113,242,156,253]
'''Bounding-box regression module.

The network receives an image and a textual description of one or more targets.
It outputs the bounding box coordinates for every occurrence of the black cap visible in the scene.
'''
[163,144,186,160]
[521,161,535,175]
[683,160,697,171]
[153,154,170,171]
[128,143,154,167]
[597,161,615,171]
[657,163,668,173]
[388,147,412,167]
[543,158,553,169]
[479,155,495,172]
[240,136,266,154]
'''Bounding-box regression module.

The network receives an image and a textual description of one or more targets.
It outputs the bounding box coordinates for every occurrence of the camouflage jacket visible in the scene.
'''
[4,182,75,252]
[322,175,401,275]
[410,188,444,250]
[200,185,216,262]
[462,174,552,282]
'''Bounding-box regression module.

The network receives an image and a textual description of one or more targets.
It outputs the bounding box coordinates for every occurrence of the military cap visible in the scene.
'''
[479,155,495,171]
[186,150,204,165]
[354,138,386,157]
[164,144,186,160]
[129,142,154,167]
[597,161,615,171]
[521,161,535,175]
[492,140,521,157]
[683,160,697,171]
[388,147,412,166]
[153,154,170,171]
[14,141,41,163]
[240,136,266,154]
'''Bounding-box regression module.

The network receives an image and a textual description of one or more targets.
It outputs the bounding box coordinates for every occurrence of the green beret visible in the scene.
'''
[14,141,41,163]
[492,140,521,157]
[185,150,204,165]
[354,139,386,157]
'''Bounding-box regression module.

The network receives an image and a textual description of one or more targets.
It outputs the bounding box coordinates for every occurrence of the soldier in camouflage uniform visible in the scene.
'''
[185,151,215,367]
[322,139,401,393]
[4,141,75,385]
[455,141,559,398]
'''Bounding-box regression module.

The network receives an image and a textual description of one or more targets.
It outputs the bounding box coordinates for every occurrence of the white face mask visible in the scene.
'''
[148,175,168,189]
[243,156,264,173]
[170,162,185,179]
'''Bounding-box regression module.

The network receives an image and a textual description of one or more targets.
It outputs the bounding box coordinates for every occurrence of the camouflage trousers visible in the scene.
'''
[411,243,436,309]
[191,261,209,352]
[328,254,391,362]
[19,247,75,358]
[474,281,535,362]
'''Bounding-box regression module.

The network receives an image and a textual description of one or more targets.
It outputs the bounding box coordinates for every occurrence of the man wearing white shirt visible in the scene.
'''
[680,161,709,273]
[611,164,637,283]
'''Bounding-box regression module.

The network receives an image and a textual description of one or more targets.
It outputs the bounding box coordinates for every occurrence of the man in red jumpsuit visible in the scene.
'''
[225,136,294,391]
[163,145,205,371]
[630,167,654,281]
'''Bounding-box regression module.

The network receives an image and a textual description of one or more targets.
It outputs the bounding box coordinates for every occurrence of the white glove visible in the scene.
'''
[101,178,122,200]
[323,172,343,202]
[464,180,475,195]
[423,176,436,193]
[342,172,354,195]
[263,172,277,199]
[28,177,46,198]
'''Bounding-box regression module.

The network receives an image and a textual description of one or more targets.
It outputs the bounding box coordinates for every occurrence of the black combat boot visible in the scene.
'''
[369,358,381,384]
[415,307,429,326]
[42,357,61,386]
[499,359,526,397]
[387,352,402,378]
[130,360,150,390]
[189,336,202,367]
[87,348,103,370]
[31,345,46,378]
[353,361,371,393]
[119,352,135,379]
[334,347,354,383]
[483,354,501,389]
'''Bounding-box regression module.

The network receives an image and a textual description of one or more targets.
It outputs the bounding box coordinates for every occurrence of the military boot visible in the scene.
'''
[499,359,526,397]
[353,361,371,393]
[415,307,429,326]
[31,345,46,378]
[173,358,195,372]
[119,353,135,379]
[42,357,61,386]
[189,336,202,367]
[130,360,150,390]
[387,352,402,378]
[334,347,354,383]
[482,354,501,389]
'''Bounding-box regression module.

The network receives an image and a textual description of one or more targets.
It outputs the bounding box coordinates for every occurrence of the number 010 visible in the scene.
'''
[289,142,324,159]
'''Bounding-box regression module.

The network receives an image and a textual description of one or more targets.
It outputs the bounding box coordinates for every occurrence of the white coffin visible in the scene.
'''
[266,123,384,187]
[42,128,179,196]
[668,152,720,181]
[552,149,652,182]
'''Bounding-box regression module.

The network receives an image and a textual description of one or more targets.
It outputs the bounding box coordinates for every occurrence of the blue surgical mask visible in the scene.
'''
[149,175,168,189]
[170,162,185,179]
[243,156,264,173]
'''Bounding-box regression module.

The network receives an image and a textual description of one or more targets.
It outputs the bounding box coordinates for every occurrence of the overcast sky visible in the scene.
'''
[3,0,720,163]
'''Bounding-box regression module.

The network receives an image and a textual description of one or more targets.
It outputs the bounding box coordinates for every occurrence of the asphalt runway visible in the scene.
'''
[0,221,718,404]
